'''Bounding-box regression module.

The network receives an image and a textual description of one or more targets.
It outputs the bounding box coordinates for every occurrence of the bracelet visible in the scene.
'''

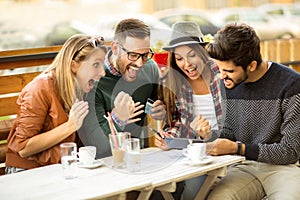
[111,112,128,127]
[236,141,242,155]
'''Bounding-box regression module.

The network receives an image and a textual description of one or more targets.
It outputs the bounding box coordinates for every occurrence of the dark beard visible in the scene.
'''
[224,74,248,89]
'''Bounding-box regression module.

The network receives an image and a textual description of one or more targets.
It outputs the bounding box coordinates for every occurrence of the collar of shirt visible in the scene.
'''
[104,50,121,77]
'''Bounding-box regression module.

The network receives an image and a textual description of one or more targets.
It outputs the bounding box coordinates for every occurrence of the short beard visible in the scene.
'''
[115,57,126,75]
[226,74,248,88]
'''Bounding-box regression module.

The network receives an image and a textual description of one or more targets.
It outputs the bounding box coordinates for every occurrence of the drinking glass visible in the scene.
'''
[124,138,141,172]
[109,132,130,169]
[60,142,77,179]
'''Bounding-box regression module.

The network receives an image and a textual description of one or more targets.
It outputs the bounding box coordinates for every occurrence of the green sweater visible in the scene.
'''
[79,57,159,158]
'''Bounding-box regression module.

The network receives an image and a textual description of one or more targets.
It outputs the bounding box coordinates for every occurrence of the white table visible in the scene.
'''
[0,148,245,200]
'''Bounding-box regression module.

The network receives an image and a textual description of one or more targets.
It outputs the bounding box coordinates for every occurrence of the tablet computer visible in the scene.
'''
[164,137,205,149]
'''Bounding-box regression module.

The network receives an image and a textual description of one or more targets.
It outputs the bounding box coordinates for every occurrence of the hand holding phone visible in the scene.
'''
[151,128,169,150]
[150,128,163,138]
[145,98,155,114]
[150,128,204,149]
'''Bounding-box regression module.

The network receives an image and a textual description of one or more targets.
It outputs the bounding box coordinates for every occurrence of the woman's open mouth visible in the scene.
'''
[186,67,197,76]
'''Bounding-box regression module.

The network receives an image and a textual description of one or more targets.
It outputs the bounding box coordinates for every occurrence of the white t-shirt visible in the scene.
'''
[192,93,218,130]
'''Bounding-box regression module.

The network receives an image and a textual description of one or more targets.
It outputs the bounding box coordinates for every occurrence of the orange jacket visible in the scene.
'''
[6,72,75,169]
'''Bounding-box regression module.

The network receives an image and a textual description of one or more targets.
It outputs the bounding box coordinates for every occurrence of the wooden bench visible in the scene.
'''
[0,45,62,175]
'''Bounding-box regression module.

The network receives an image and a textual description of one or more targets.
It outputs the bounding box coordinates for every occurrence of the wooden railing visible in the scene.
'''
[260,38,300,72]
[0,38,300,175]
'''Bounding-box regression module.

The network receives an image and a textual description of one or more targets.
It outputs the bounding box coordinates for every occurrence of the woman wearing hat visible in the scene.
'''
[154,22,223,199]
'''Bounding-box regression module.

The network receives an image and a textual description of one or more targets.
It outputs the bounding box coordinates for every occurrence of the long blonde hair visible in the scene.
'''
[45,34,107,113]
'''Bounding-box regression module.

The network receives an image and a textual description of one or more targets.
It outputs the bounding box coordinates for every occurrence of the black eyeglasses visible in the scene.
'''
[73,36,105,59]
[118,43,154,62]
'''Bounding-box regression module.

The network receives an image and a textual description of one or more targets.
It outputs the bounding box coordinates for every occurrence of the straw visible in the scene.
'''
[104,112,119,149]
[107,112,123,147]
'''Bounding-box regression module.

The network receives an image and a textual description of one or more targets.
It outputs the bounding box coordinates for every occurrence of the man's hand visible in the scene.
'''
[112,91,144,125]
[206,138,237,156]
[127,102,144,124]
[112,91,134,122]
[150,100,166,120]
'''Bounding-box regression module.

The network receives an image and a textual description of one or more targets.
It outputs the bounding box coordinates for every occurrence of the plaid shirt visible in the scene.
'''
[104,50,121,76]
[165,60,223,139]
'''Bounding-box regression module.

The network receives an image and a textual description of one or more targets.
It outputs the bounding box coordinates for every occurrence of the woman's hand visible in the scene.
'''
[154,130,170,151]
[190,114,211,139]
[68,99,89,131]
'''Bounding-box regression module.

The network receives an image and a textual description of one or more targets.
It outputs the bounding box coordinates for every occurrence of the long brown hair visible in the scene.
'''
[159,43,210,127]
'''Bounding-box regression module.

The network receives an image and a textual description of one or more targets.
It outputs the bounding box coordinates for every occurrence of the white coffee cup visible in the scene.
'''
[184,143,206,162]
[78,146,96,165]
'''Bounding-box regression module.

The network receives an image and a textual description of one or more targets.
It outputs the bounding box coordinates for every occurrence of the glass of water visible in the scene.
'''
[60,142,77,179]
[124,138,141,172]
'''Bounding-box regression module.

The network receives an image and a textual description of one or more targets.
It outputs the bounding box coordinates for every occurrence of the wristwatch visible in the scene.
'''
[236,141,242,155]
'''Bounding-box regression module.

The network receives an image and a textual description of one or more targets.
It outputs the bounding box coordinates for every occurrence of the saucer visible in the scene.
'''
[184,156,214,166]
[77,160,103,169]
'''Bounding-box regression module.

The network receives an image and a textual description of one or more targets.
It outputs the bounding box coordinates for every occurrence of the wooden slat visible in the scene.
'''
[0,143,7,163]
[0,45,62,57]
[0,130,11,141]
[0,52,58,64]
[0,72,41,94]
[0,57,55,70]
[289,39,300,72]
[0,46,61,70]
[276,39,290,63]
[262,40,277,61]
[0,96,18,116]
[289,38,300,61]
[0,165,5,176]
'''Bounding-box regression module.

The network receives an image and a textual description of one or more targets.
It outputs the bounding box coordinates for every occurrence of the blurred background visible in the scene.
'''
[0,0,300,50]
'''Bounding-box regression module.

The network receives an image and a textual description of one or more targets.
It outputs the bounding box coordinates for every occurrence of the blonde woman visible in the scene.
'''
[5,34,107,173]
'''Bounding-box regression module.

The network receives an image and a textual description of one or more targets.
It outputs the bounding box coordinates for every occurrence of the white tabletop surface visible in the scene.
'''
[0,148,245,200]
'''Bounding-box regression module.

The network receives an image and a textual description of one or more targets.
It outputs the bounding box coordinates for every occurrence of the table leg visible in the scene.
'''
[194,167,227,200]
[106,193,126,200]
[156,182,176,200]
[137,188,154,200]
[161,191,174,200]
[137,182,176,200]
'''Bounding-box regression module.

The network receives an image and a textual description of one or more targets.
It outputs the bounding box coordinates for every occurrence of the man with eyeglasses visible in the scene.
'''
[79,18,166,156]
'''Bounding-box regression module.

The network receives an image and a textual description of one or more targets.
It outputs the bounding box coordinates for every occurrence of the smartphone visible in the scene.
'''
[145,98,155,114]
[164,137,191,149]
[165,137,205,149]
